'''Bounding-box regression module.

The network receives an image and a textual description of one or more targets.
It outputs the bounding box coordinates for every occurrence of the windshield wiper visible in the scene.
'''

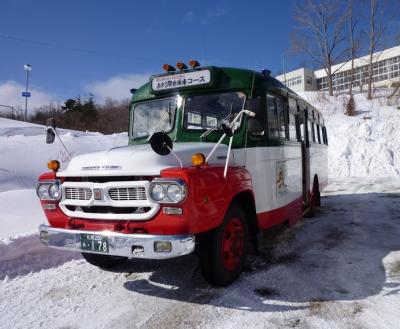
[200,112,234,141]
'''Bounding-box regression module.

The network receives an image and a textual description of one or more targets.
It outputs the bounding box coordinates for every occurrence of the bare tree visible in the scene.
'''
[365,0,385,100]
[291,0,348,96]
[348,0,357,95]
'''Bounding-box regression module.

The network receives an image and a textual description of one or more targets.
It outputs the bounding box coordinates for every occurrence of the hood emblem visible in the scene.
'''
[93,188,103,200]
[81,165,122,171]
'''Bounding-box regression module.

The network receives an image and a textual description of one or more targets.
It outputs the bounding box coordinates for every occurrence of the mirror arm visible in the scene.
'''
[47,126,71,160]
[166,145,183,169]
[205,132,226,163]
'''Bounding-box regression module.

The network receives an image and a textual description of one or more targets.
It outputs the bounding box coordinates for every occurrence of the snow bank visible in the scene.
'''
[0,118,127,192]
[299,91,400,178]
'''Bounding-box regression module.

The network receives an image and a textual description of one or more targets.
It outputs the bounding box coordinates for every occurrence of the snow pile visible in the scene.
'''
[300,91,400,178]
[0,118,127,192]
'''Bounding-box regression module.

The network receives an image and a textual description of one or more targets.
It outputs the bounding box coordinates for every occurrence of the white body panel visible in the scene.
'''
[233,144,303,214]
[57,142,231,177]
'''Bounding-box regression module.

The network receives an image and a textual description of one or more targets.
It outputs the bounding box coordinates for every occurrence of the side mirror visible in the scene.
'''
[46,118,56,144]
[149,132,173,156]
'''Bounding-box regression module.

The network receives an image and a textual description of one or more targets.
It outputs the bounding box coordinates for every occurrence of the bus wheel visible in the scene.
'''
[198,203,248,286]
[82,253,127,268]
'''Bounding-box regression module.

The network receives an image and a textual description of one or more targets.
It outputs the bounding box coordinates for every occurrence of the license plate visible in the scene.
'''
[80,234,109,253]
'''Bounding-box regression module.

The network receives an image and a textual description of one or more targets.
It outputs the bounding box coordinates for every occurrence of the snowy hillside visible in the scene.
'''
[300,91,400,178]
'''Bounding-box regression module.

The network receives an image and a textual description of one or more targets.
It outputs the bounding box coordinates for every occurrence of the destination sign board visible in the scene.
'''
[151,69,211,92]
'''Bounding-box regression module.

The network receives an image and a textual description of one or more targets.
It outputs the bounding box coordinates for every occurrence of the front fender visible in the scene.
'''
[161,166,254,234]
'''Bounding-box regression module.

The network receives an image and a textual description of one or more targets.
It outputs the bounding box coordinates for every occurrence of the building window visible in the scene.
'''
[317,53,400,92]
[285,76,302,87]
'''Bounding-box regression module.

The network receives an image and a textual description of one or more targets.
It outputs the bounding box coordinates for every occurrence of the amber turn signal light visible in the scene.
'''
[163,64,176,72]
[176,62,188,70]
[47,160,60,172]
[192,153,205,167]
[188,59,200,68]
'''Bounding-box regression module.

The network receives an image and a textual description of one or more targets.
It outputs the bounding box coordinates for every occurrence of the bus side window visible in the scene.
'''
[276,97,288,139]
[307,120,312,144]
[323,126,328,145]
[311,121,316,143]
[299,113,306,143]
[288,113,297,141]
[266,93,279,139]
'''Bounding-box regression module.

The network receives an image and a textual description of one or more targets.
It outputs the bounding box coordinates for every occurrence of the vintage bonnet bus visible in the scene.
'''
[37,61,328,285]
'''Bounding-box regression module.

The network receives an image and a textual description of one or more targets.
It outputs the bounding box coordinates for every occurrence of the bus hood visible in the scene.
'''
[57,142,233,177]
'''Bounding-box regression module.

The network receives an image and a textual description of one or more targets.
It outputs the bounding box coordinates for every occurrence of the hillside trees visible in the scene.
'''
[31,96,129,133]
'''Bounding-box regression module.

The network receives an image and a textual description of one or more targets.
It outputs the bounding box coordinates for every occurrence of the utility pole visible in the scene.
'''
[23,64,32,121]
[282,53,287,85]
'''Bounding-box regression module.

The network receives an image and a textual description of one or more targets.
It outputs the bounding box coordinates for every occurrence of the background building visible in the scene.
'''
[276,45,400,93]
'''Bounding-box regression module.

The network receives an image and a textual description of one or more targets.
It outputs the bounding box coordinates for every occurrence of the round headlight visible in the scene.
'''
[37,184,50,199]
[49,184,61,200]
[167,184,183,203]
[150,184,165,201]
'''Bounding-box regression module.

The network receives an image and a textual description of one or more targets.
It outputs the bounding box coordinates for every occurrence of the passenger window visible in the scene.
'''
[323,126,328,145]
[307,120,312,144]
[311,122,316,143]
[288,113,297,141]
[299,114,306,142]
[317,125,321,144]
[276,97,287,139]
[266,93,279,139]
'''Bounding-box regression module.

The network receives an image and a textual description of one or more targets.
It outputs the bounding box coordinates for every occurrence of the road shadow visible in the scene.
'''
[116,191,400,312]
[0,234,81,280]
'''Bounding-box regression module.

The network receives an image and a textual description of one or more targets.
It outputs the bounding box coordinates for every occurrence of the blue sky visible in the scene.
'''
[0,0,398,111]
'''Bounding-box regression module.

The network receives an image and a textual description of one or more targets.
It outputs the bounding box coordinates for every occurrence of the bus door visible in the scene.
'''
[298,109,310,207]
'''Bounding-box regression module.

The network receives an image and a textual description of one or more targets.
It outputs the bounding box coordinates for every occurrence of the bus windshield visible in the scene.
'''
[183,92,246,131]
[131,97,176,140]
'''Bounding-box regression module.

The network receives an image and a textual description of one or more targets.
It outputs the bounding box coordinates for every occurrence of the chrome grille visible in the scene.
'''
[108,187,147,201]
[65,187,93,200]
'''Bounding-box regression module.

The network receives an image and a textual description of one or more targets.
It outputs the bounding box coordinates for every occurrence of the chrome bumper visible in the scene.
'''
[38,224,195,259]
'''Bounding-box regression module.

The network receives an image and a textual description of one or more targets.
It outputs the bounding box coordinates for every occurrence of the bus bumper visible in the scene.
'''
[38,224,195,259]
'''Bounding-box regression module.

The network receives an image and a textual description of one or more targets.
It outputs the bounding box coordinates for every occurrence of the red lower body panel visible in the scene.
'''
[256,196,303,230]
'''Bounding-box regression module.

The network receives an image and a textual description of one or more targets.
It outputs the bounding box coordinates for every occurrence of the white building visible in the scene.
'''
[276,45,400,93]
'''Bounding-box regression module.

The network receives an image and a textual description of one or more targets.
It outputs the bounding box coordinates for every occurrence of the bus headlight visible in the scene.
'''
[167,184,183,203]
[49,183,61,200]
[149,184,165,201]
[149,179,187,204]
[37,184,51,200]
[36,181,62,200]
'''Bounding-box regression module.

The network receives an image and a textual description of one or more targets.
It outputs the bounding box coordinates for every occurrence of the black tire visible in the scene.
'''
[82,252,127,268]
[198,203,248,286]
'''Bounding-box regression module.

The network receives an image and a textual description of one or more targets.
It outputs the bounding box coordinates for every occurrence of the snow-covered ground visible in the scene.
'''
[1,177,400,329]
[0,91,399,328]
